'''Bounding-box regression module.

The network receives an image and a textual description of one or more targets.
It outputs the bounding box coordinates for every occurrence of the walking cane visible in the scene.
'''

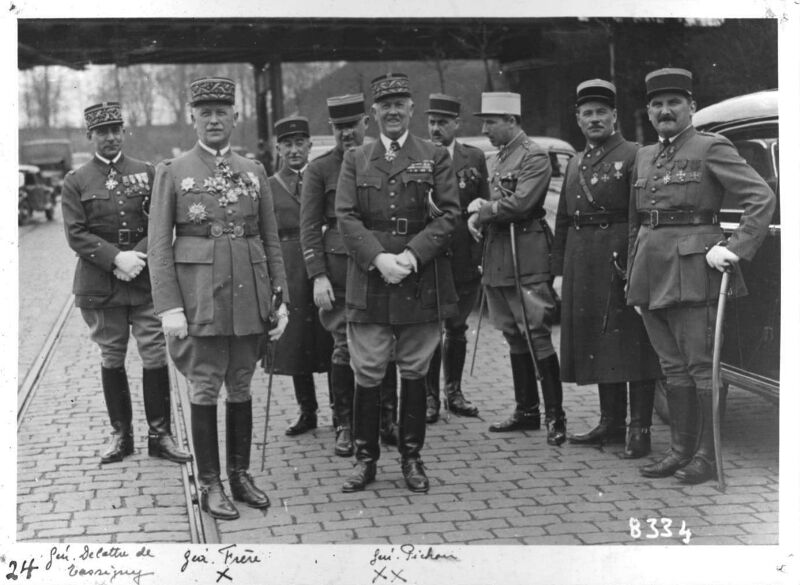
[469,288,486,377]
[433,257,450,423]
[260,287,283,472]
[711,271,730,492]
[510,221,541,380]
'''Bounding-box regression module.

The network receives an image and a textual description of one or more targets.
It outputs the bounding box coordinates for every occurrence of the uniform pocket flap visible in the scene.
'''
[80,191,110,201]
[173,237,214,263]
[677,233,718,256]
[401,171,433,184]
[358,175,382,189]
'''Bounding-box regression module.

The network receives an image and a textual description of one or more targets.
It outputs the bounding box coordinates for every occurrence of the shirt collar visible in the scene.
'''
[380,131,409,151]
[95,151,121,165]
[198,141,231,157]
[660,124,692,144]
[446,141,456,160]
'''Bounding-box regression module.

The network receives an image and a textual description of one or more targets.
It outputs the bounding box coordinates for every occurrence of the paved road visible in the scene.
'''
[17,208,780,546]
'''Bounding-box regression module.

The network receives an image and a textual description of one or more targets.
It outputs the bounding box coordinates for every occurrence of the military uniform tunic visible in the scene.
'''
[62,154,165,369]
[551,132,660,384]
[626,126,775,390]
[267,166,332,375]
[474,131,556,357]
[300,147,351,365]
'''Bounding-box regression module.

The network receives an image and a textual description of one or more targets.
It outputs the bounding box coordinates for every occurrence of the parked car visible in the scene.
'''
[19,164,57,224]
[692,89,780,403]
[71,151,94,170]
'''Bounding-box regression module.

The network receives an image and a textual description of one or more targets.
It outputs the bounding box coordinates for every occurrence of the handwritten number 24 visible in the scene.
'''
[5,559,39,580]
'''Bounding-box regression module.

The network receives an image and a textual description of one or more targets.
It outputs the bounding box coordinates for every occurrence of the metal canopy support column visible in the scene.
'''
[269,59,284,126]
[253,61,269,143]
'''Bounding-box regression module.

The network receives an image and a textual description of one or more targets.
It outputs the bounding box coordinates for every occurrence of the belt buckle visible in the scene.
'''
[573,210,581,230]
[233,225,245,237]
[210,224,224,238]
[118,229,131,245]
[649,209,659,228]
[396,217,408,235]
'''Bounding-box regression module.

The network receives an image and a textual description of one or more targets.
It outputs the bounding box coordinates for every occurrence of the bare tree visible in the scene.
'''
[21,66,64,128]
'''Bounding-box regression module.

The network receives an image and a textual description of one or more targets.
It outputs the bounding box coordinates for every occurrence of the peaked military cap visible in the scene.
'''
[576,79,616,108]
[84,102,123,131]
[371,73,411,101]
[190,77,236,106]
[645,68,693,100]
[327,93,366,124]
[275,116,310,142]
[475,92,521,117]
[426,93,461,117]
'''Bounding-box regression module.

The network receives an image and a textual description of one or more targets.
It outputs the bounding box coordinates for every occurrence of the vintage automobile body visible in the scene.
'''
[20,138,73,197]
[693,89,780,403]
[19,164,57,224]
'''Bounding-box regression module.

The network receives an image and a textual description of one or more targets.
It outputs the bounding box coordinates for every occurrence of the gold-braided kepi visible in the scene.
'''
[84,102,123,131]
[189,77,236,106]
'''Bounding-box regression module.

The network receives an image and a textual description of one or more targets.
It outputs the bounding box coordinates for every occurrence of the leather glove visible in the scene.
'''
[114,250,147,279]
[313,275,336,311]
[161,310,188,339]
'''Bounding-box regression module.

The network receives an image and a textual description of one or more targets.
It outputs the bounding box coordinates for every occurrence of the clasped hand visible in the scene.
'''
[374,251,415,284]
[268,309,289,341]
[113,250,147,281]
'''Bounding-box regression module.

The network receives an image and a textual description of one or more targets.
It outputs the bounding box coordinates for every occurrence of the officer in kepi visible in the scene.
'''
[62,101,192,466]
[267,116,333,440]
[423,93,486,423]
[336,73,460,493]
[627,68,775,484]
[551,79,662,458]
[467,92,567,445]
[148,77,289,519]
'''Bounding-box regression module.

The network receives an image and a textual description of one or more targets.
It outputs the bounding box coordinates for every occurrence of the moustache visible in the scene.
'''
[658,115,676,122]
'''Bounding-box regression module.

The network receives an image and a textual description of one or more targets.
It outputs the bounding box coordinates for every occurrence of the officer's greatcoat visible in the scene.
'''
[336,134,461,324]
[300,147,348,294]
[268,166,332,375]
[627,127,775,309]
[62,155,154,309]
[475,132,553,286]
[148,145,287,337]
[551,133,661,384]
[450,141,489,284]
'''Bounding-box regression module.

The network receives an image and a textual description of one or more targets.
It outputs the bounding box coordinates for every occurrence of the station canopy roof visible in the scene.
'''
[18,17,592,70]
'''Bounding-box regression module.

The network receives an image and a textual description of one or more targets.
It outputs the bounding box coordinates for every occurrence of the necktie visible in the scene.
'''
[295,171,303,197]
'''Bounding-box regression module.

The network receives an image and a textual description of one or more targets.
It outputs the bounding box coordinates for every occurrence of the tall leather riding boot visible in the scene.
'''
[191,403,238,520]
[425,344,442,423]
[399,378,429,493]
[640,384,698,478]
[443,337,479,417]
[674,388,717,484]
[285,374,318,436]
[342,384,381,492]
[538,354,567,446]
[142,366,192,463]
[489,353,541,432]
[226,400,270,508]
[100,366,134,464]
[623,379,656,459]
[568,382,626,445]
[380,361,399,446]
[330,363,355,457]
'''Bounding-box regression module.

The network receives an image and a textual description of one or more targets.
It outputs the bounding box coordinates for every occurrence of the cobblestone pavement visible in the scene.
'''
[17,236,780,546]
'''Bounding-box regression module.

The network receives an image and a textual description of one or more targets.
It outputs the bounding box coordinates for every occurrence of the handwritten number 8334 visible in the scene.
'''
[629,517,692,544]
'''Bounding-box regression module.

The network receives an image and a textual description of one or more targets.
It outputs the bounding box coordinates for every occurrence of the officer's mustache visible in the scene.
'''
[658,114,676,122]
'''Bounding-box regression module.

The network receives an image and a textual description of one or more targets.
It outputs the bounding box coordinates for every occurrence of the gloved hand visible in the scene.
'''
[161,310,188,339]
[268,307,289,341]
[114,250,147,279]
[313,275,336,311]
[467,198,488,214]
[467,213,483,242]
[373,253,412,284]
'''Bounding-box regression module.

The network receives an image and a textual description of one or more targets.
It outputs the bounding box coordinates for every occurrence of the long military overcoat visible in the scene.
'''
[335,134,461,324]
[626,127,775,309]
[62,154,154,309]
[267,166,332,375]
[148,145,288,337]
[450,141,489,284]
[551,132,661,384]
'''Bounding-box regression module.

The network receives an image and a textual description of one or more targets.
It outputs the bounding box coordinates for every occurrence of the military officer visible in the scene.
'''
[300,93,400,457]
[62,101,192,466]
[267,116,333,439]
[336,73,460,493]
[423,93,485,423]
[148,77,289,519]
[551,79,662,458]
[467,92,567,445]
[627,68,775,484]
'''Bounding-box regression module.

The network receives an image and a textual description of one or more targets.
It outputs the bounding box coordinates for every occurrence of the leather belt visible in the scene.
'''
[570,210,628,229]
[176,221,259,238]
[278,227,300,241]
[95,228,145,246]
[638,209,718,228]
[493,208,546,233]
[366,218,426,236]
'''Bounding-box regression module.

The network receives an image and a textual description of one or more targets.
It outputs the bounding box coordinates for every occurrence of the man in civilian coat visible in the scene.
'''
[300,93,400,457]
[423,93,485,423]
[467,92,567,446]
[336,73,460,493]
[266,116,333,439]
[148,77,289,519]
[62,101,192,466]
[551,79,661,459]
[627,68,775,484]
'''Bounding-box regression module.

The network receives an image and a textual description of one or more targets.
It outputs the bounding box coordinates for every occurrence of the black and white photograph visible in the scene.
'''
[6,1,799,583]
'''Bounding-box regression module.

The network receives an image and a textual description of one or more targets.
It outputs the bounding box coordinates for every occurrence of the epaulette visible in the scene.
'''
[521,139,532,151]
[66,169,75,176]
